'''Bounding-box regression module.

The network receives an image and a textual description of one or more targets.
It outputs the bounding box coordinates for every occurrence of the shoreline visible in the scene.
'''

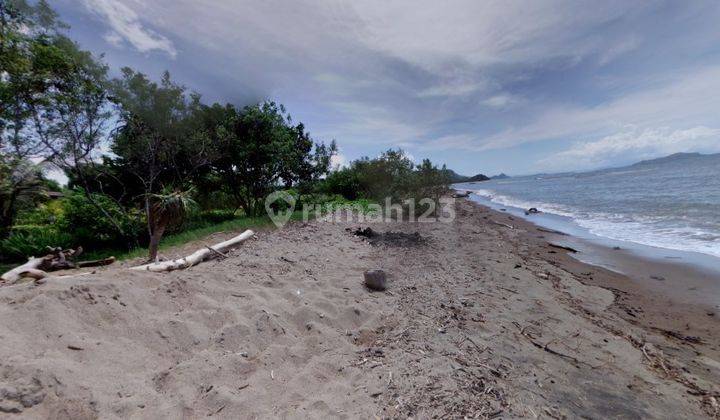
[460,186,720,275]
[466,198,720,351]
[460,188,720,308]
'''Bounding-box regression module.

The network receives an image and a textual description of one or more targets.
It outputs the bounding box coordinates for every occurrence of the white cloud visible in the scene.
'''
[417,81,486,98]
[481,94,523,109]
[542,126,720,171]
[330,152,347,169]
[470,65,720,152]
[103,31,123,47]
[597,36,641,66]
[350,0,639,72]
[68,0,720,174]
[320,101,426,146]
[83,0,177,57]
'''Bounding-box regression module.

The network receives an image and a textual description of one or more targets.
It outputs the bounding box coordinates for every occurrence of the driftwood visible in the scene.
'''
[3,230,254,282]
[548,243,579,253]
[537,227,567,236]
[492,221,514,229]
[1,257,48,283]
[77,257,116,268]
[131,230,255,272]
[1,247,116,284]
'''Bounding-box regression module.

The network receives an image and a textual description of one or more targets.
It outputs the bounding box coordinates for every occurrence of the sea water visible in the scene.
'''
[455,153,720,259]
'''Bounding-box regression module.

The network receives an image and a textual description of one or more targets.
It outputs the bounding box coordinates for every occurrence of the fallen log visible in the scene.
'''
[76,256,116,268]
[130,230,255,272]
[1,257,48,283]
[1,247,115,284]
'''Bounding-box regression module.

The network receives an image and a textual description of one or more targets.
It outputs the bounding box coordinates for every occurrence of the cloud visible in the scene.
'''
[330,152,347,169]
[467,65,720,152]
[597,36,641,66]
[64,1,720,173]
[544,126,720,170]
[83,0,177,57]
[417,82,483,98]
[481,94,524,109]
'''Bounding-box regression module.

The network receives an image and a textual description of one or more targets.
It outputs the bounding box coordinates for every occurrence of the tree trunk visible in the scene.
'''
[148,222,167,263]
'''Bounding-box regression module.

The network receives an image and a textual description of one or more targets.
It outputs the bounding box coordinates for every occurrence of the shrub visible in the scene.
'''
[319,168,361,200]
[0,226,73,261]
[59,191,142,250]
[181,209,240,231]
[15,200,65,226]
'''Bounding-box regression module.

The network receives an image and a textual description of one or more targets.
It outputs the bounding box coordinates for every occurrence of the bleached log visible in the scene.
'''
[130,230,255,272]
[1,257,48,283]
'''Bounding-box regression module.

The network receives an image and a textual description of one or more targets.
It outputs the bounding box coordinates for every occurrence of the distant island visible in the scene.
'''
[630,152,719,167]
[445,170,510,183]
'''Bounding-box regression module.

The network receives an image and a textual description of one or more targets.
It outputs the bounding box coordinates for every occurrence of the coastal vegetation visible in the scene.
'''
[0,0,452,264]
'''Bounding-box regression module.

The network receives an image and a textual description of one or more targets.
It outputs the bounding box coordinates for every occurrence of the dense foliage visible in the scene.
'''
[320,151,452,212]
[0,1,452,263]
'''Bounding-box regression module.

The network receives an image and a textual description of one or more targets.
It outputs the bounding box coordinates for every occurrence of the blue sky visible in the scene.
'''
[52,0,720,176]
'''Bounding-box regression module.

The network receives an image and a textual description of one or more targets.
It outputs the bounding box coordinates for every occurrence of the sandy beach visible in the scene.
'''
[1,198,719,418]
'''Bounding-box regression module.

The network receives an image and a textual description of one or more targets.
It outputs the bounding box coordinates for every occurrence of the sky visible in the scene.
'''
[51,0,720,176]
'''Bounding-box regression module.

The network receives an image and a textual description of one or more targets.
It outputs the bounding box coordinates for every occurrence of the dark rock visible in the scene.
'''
[452,190,471,198]
[353,227,375,238]
[363,269,387,291]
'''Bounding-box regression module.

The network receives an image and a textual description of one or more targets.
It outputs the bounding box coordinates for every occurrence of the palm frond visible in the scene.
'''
[149,188,196,225]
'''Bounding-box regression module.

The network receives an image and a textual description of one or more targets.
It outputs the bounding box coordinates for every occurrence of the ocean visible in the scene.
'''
[454,153,720,259]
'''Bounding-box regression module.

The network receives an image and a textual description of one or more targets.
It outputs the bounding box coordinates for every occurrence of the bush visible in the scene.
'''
[58,191,142,250]
[0,226,73,261]
[319,168,361,200]
[181,209,240,231]
[15,200,65,226]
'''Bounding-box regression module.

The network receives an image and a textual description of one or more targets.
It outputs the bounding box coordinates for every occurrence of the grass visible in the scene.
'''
[0,263,13,276]
[1,214,280,273]
[81,209,314,262]
[82,215,277,262]
[1,200,362,270]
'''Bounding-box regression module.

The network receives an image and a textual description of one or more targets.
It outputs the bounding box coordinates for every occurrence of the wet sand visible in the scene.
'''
[0,198,718,418]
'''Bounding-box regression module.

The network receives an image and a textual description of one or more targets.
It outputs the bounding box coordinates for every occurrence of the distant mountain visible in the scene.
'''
[466,173,490,182]
[491,173,510,180]
[630,152,719,167]
[445,170,500,183]
[442,169,470,183]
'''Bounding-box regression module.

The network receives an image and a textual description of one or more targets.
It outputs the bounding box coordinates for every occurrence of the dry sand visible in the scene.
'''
[1,199,719,418]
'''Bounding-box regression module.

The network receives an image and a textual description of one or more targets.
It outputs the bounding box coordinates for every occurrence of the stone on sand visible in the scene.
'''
[363,269,387,291]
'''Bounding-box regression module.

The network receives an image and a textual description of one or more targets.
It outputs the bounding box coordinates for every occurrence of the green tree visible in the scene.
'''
[0,158,45,237]
[352,149,415,202]
[109,68,214,260]
[0,0,69,237]
[215,102,335,216]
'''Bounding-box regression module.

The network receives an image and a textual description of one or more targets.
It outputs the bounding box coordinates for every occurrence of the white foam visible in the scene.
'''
[465,188,720,258]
